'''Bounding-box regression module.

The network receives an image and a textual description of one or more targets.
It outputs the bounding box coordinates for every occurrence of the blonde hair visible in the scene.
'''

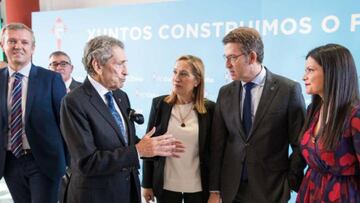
[1,23,35,46]
[165,55,207,113]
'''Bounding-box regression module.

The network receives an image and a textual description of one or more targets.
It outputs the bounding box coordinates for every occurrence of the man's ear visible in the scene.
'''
[248,51,258,65]
[92,59,102,75]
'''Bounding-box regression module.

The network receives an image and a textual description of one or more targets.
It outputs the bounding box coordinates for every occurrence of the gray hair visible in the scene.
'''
[1,23,35,46]
[49,50,72,63]
[82,35,124,75]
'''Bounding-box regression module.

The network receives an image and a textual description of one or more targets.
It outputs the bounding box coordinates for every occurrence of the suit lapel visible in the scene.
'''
[197,111,207,155]
[0,68,9,146]
[158,101,172,134]
[229,81,247,140]
[69,79,76,90]
[84,79,126,145]
[249,70,279,137]
[25,65,38,123]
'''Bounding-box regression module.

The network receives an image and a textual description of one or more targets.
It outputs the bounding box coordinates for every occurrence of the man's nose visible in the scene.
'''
[302,74,307,81]
[122,66,128,75]
[14,41,23,49]
[225,60,232,69]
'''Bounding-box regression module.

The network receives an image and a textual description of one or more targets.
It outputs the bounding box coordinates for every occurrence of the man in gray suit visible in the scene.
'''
[208,27,306,203]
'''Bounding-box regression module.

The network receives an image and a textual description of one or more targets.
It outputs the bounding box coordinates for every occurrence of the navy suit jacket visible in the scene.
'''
[0,65,67,180]
[60,78,141,203]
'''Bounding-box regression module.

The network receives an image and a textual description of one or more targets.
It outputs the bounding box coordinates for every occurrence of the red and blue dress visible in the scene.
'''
[296,106,360,203]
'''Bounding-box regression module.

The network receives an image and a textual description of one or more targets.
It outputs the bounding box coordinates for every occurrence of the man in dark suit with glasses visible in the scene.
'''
[208,27,307,203]
[49,51,82,92]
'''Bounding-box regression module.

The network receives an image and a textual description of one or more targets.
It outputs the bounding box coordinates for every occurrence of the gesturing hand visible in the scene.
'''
[136,127,185,157]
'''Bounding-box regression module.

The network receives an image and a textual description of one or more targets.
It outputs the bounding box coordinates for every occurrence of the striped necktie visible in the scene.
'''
[105,92,128,145]
[10,72,24,158]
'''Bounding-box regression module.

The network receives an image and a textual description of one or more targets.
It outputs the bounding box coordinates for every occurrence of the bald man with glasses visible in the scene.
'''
[49,51,82,92]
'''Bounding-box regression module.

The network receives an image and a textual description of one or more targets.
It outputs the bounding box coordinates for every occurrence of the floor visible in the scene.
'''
[0,179,12,203]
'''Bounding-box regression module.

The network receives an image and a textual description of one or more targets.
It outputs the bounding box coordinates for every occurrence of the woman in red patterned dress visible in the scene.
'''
[296,44,360,203]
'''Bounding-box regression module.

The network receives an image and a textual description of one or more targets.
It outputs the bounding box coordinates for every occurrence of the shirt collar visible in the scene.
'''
[88,75,111,97]
[8,62,32,78]
[241,65,266,87]
[64,77,73,89]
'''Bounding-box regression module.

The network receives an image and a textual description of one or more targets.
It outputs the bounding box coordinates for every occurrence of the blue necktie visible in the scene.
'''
[241,82,255,181]
[10,72,24,158]
[242,82,255,137]
[105,92,128,145]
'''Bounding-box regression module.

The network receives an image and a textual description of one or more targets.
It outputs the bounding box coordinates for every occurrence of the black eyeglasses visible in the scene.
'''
[49,61,71,68]
[223,53,246,63]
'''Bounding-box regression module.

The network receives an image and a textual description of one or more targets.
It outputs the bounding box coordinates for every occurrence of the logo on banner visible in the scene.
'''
[52,17,67,50]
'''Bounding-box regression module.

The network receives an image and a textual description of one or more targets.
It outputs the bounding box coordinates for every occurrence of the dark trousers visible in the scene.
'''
[232,181,255,203]
[4,152,60,203]
[157,189,204,203]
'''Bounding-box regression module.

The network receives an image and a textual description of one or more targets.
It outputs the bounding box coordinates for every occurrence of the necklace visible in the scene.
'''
[176,104,194,127]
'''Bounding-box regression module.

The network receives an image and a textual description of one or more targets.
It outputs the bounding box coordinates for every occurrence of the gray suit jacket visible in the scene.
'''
[209,69,306,203]
[69,78,82,90]
[60,78,141,203]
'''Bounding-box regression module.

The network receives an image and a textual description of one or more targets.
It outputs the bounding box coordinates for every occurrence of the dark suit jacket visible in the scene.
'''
[142,95,215,201]
[0,65,67,180]
[209,69,306,203]
[60,78,141,203]
[69,78,82,90]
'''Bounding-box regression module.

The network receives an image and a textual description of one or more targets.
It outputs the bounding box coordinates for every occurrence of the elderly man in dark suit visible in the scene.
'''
[49,50,82,92]
[0,23,67,203]
[60,35,183,203]
[208,27,307,203]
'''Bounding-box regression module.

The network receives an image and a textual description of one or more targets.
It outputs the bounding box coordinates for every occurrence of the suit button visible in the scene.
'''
[245,143,250,146]
[126,176,130,181]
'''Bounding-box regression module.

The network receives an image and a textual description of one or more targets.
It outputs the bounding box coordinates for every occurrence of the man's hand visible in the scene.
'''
[136,127,184,157]
[142,188,154,203]
[208,192,221,203]
[171,140,185,158]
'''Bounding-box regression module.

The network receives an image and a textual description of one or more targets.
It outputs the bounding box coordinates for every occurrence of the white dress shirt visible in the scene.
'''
[88,76,128,137]
[240,66,267,123]
[7,63,32,150]
[64,77,72,89]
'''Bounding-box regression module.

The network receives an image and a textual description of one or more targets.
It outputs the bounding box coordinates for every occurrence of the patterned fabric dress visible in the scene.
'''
[296,106,360,203]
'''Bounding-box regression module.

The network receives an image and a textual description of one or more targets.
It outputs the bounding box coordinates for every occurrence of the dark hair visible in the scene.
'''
[49,50,72,64]
[222,27,264,63]
[300,43,359,149]
[165,55,207,113]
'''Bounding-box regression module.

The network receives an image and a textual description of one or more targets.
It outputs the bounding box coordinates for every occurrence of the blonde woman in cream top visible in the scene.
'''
[142,55,215,203]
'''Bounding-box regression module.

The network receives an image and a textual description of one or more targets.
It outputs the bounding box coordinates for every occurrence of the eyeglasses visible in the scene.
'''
[49,61,71,68]
[223,53,246,63]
